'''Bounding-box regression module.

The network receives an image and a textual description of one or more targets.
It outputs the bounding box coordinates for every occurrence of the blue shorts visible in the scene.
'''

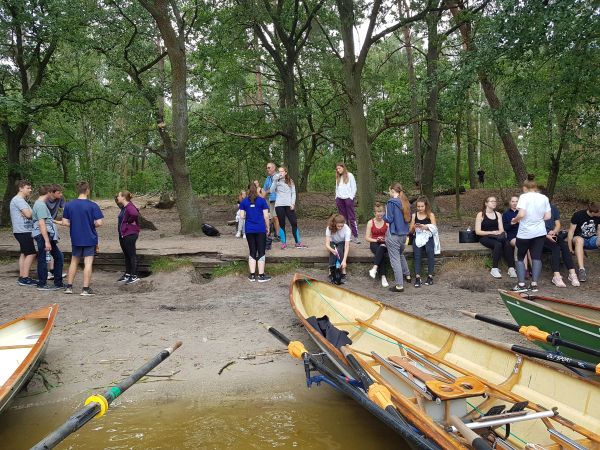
[71,245,96,257]
[583,236,598,250]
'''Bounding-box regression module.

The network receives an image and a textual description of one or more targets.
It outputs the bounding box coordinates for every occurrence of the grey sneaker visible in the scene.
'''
[248,273,256,282]
[578,268,587,282]
[257,274,271,283]
[125,275,139,285]
[117,273,129,283]
[512,283,528,293]
[528,282,539,293]
[64,284,73,294]
[37,285,62,291]
[81,287,95,296]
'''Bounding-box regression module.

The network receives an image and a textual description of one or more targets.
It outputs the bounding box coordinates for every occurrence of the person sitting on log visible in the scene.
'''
[365,202,389,288]
[567,201,600,283]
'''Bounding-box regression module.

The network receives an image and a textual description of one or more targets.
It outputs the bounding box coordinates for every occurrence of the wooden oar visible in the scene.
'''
[31,341,182,450]
[459,310,600,358]
[448,416,493,450]
[264,325,440,450]
[495,342,600,375]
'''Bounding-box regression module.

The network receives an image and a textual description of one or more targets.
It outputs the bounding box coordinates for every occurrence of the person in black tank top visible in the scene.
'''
[409,197,436,287]
[475,196,516,279]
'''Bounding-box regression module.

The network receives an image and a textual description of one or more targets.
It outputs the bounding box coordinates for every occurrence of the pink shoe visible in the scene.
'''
[567,274,580,287]
[551,275,566,288]
[281,243,287,250]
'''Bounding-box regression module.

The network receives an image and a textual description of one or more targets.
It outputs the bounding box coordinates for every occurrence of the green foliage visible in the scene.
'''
[211,259,302,278]
[150,256,194,273]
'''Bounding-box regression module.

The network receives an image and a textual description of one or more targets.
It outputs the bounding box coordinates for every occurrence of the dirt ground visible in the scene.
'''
[0,189,598,415]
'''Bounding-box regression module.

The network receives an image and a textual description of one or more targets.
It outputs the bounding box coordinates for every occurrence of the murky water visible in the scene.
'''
[0,387,406,449]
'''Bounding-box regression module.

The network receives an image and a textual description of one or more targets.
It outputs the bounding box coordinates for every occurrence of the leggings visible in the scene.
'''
[479,236,514,269]
[276,206,300,244]
[119,234,138,275]
[413,239,435,277]
[369,242,388,276]
[246,232,267,261]
[543,235,575,272]
[516,235,545,283]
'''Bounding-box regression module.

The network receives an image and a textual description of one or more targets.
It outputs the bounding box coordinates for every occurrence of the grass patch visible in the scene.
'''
[440,254,491,272]
[150,256,194,273]
[212,259,302,278]
[0,257,13,265]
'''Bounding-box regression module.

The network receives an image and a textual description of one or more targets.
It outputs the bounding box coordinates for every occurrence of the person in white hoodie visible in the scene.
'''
[335,162,360,244]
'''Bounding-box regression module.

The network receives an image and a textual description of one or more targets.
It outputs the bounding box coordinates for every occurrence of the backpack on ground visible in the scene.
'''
[202,223,221,237]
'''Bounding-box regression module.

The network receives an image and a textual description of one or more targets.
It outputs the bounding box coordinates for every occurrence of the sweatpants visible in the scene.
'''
[336,197,358,237]
[276,206,300,244]
[413,238,435,277]
[516,235,546,283]
[369,242,388,277]
[385,232,409,286]
[479,236,514,269]
[246,232,267,261]
[119,233,138,276]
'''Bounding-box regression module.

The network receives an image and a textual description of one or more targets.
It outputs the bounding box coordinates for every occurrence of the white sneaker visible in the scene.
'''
[381,276,389,288]
[507,267,517,278]
[568,274,580,287]
[368,267,377,279]
[490,268,502,278]
[235,231,241,238]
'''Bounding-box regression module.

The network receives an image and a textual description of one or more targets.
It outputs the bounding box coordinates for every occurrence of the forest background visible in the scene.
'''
[0,0,598,233]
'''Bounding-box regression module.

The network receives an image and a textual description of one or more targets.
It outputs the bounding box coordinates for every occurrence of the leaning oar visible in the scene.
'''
[31,341,182,450]
[263,325,440,450]
[459,310,600,358]
[495,342,600,375]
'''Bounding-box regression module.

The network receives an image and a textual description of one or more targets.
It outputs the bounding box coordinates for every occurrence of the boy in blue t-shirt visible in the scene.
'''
[58,181,104,296]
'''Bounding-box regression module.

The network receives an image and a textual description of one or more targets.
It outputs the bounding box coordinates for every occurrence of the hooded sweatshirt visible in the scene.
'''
[383,198,409,235]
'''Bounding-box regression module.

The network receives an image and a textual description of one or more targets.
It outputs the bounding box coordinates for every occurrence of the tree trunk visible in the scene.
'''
[547,114,569,202]
[165,146,199,233]
[0,125,27,226]
[455,120,462,218]
[279,67,300,184]
[421,11,441,207]
[466,91,477,189]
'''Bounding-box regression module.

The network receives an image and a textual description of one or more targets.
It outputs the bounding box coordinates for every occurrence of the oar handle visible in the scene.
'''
[511,344,600,374]
[341,346,374,389]
[448,416,492,450]
[459,310,521,333]
[264,324,291,346]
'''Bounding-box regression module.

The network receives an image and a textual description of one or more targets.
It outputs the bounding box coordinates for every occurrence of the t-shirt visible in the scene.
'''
[544,204,560,233]
[63,199,104,246]
[9,195,33,233]
[516,192,550,239]
[570,210,600,239]
[32,200,57,240]
[326,224,352,243]
[502,209,519,240]
[239,196,268,234]
[46,197,66,219]
[262,175,277,202]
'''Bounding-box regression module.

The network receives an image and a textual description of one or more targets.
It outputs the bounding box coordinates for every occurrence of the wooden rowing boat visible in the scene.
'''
[0,304,59,414]
[500,290,600,365]
[289,274,600,449]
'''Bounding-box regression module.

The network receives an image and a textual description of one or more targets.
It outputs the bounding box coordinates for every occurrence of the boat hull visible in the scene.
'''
[500,290,600,365]
[0,305,59,414]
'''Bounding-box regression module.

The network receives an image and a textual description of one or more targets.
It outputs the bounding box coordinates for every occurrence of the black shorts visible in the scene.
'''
[14,232,37,256]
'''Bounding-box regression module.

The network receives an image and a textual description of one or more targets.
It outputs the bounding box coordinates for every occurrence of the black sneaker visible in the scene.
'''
[81,287,95,296]
[64,284,73,294]
[37,285,62,291]
[424,276,434,286]
[414,277,421,288]
[404,275,412,283]
[578,268,587,282]
[389,285,404,293]
[125,275,139,285]
[248,273,256,282]
[528,282,538,292]
[117,273,129,283]
[19,277,38,287]
[17,277,29,286]
[512,283,528,293]
[257,274,271,283]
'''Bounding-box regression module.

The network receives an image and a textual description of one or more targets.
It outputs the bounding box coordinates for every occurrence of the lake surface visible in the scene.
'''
[0,387,406,449]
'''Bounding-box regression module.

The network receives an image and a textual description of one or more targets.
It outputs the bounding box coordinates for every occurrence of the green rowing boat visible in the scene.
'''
[499,290,600,365]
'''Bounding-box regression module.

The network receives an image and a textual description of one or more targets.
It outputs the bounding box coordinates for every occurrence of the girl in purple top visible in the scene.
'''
[116,190,140,284]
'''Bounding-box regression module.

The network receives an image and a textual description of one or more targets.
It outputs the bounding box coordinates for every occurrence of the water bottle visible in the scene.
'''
[45,251,52,263]
[335,258,341,269]
[467,226,471,231]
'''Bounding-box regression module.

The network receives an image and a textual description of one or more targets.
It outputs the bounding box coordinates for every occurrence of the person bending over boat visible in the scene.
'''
[365,202,389,288]
[567,201,600,283]
[383,182,411,293]
[475,196,516,279]
[510,177,551,292]
[272,166,306,249]
[116,191,141,285]
[239,183,271,282]
[325,214,350,284]
[409,196,439,287]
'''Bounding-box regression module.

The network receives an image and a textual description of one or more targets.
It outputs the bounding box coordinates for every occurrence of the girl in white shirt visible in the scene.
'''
[325,214,351,283]
[335,162,360,243]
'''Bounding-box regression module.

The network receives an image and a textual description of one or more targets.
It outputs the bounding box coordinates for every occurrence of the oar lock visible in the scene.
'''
[84,394,109,418]
[288,341,308,360]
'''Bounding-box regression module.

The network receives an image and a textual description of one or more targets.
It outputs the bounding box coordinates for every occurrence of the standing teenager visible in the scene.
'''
[335,162,360,243]
[10,180,37,286]
[116,190,140,285]
[59,181,104,296]
[239,183,271,282]
[46,184,66,279]
[383,182,411,293]
[272,166,306,249]
[262,162,280,241]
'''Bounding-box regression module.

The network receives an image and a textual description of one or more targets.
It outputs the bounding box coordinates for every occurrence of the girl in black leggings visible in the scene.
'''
[116,191,141,284]
[239,183,271,282]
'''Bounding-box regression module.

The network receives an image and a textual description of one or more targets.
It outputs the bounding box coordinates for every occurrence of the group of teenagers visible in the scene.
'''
[475,176,599,292]
[237,161,440,292]
[9,180,141,296]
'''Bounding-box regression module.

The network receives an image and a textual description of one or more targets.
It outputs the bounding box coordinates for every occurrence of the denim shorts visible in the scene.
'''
[72,245,96,257]
[583,236,598,250]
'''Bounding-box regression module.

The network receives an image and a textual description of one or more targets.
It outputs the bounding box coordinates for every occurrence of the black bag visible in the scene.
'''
[329,265,342,285]
[201,223,221,237]
[459,230,479,243]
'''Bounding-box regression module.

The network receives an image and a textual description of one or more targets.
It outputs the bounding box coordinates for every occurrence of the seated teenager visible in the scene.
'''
[539,188,579,287]
[568,202,600,282]
[365,203,389,288]
[325,214,351,284]
[409,196,439,287]
[475,196,516,278]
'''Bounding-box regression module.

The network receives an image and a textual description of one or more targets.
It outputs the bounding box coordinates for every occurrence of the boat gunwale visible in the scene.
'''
[0,304,59,405]
[499,290,600,327]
